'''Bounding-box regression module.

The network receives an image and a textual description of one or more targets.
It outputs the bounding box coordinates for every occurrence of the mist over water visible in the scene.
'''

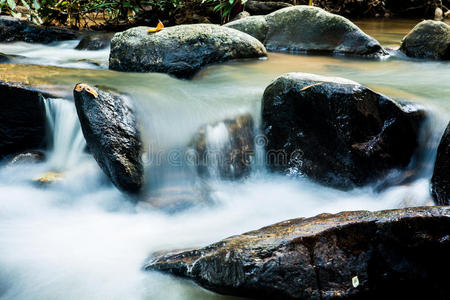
[0,19,448,300]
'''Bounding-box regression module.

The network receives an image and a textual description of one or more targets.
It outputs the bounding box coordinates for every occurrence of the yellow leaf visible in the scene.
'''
[148,21,164,33]
[301,82,323,91]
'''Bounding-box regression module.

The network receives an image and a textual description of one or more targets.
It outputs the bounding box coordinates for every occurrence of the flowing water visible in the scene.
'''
[0,19,449,300]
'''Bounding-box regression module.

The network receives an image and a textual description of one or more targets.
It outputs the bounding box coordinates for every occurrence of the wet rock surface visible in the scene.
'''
[73,84,143,194]
[7,151,45,166]
[191,113,255,180]
[0,16,80,43]
[262,73,426,189]
[225,6,386,57]
[145,206,450,300]
[109,24,267,78]
[431,123,450,205]
[0,81,51,159]
[75,33,114,50]
[400,20,450,60]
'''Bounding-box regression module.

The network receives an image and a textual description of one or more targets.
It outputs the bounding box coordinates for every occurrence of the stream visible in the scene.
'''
[0,19,449,300]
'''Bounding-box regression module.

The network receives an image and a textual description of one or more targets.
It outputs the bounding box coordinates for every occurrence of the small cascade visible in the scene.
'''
[43,98,86,171]
[204,122,231,179]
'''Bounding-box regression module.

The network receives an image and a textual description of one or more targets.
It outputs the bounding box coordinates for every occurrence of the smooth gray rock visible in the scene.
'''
[224,6,386,57]
[400,20,450,60]
[109,24,267,78]
[224,16,268,43]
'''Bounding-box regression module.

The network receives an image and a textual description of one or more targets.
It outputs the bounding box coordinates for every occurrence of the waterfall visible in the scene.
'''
[204,122,231,179]
[43,98,86,171]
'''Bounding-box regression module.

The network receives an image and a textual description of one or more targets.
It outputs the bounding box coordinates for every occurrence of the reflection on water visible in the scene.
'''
[0,19,449,300]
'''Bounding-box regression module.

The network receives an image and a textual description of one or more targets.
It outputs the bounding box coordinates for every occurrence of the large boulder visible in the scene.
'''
[190,113,255,180]
[145,206,450,300]
[224,6,386,57]
[0,81,50,159]
[73,84,143,193]
[400,20,450,60]
[431,123,450,205]
[7,151,45,166]
[109,24,267,79]
[262,73,426,189]
[0,16,80,43]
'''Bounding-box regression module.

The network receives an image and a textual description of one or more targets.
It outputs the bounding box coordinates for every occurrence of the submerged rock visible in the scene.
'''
[7,151,45,166]
[225,6,386,57]
[109,24,267,79]
[431,122,450,205]
[0,16,80,43]
[75,33,114,50]
[0,81,50,159]
[191,113,255,180]
[145,206,450,300]
[33,171,64,185]
[262,73,426,189]
[400,20,450,60]
[73,84,143,193]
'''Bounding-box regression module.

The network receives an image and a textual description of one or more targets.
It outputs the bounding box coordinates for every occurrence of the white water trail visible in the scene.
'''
[43,98,86,171]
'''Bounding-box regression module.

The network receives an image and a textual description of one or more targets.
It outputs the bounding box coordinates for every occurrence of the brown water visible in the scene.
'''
[0,19,448,300]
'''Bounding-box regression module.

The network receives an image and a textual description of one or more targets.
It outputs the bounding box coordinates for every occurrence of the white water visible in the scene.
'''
[0,20,449,300]
[43,98,87,171]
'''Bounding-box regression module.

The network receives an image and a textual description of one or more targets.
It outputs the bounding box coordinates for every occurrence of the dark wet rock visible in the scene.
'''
[0,52,10,63]
[145,206,450,300]
[224,16,268,43]
[400,20,450,60]
[262,73,426,190]
[0,16,80,43]
[109,24,267,79]
[73,83,143,194]
[246,0,292,15]
[7,151,45,166]
[431,123,450,205]
[0,81,51,159]
[191,113,255,180]
[75,33,114,50]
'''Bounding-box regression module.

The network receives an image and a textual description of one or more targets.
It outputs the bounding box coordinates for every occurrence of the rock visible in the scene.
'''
[262,73,426,189]
[145,206,450,300]
[232,11,251,21]
[0,81,50,159]
[190,113,255,180]
[0,53,10,63]
[75,33,114,50]
[73,83,144,193]
[0,16,80,43]
[245,0,292,15]
[435,7,444,20]
[109,24,267,79]
[431,123,450,205]
[7,151,45,166]
[265,6,385,56]
[224,16,269,43]
[224,6,386,57]
[33,171,64,184]
[400,20,450,60]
